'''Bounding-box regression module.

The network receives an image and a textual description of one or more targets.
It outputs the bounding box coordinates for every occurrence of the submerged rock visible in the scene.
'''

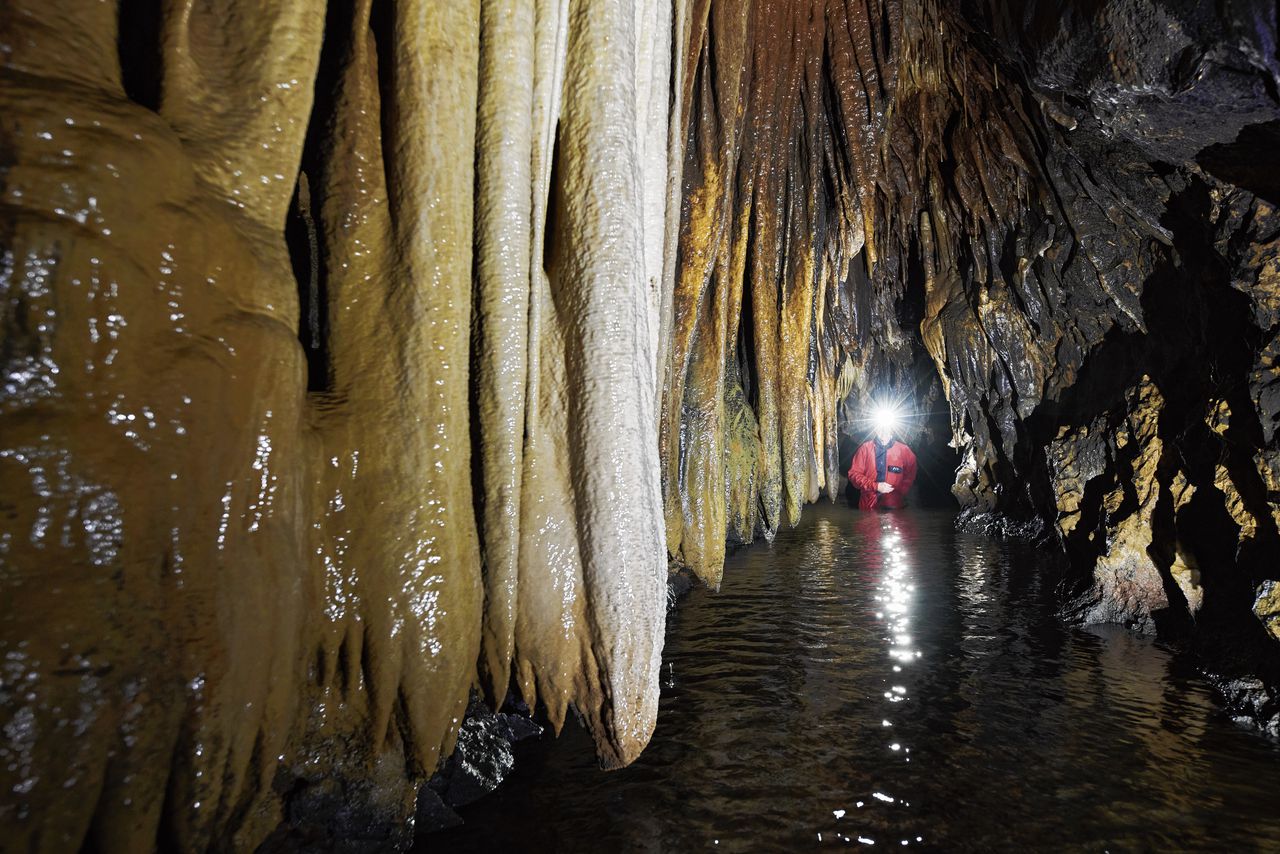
[955,509,1048,542]
[1213,675,1280,738]
[415,695,542,835]
[268,752,420,853]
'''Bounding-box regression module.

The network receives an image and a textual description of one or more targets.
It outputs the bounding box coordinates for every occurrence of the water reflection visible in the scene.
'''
[434,506,1280,853]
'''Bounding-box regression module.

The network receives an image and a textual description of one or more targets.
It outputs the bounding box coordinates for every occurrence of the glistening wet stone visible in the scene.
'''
[434,504,1280,851]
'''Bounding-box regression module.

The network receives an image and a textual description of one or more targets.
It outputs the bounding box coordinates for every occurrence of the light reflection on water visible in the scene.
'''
[434,505,1280,852]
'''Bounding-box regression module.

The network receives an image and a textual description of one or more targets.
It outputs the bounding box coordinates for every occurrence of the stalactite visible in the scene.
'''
[1,0,680,846]
[661,0,902,582]
[4,0,1279,846]
[474,0,535,708]
[512,0,671,769]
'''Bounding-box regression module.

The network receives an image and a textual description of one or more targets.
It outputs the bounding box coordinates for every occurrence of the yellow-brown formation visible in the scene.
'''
[661,0,901,584]
[1,0,677,847]
[5,0,1280,846]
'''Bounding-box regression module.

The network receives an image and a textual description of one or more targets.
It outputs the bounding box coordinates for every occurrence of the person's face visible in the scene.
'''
[875,426,894,444]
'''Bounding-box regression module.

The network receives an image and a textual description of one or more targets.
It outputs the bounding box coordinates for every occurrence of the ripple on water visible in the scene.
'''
[433,505,1280,853]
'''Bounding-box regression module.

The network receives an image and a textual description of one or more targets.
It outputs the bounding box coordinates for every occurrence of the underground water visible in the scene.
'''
[435,505,1280,850]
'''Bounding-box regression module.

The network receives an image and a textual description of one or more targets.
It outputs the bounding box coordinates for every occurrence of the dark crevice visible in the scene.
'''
[336,633,353,696]
[360,625,376,698]
[1196,120,1280,207]
[117,0,164,111]
[392,688,420,776]
[287,0,360,394]
[221,730,268,840]
[152,727,187,853]
[286,172,329,392]
[369,0,397,222]
[543,122,563,276]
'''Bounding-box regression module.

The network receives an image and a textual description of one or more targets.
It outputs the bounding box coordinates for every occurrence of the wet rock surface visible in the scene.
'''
[3,0,1280,848]
[2,1,673,847]
[266,754,420,853]
[263,694,542,847]
[413,695,542,835]
[869,0,1280,729]
[1214,675,1280,738]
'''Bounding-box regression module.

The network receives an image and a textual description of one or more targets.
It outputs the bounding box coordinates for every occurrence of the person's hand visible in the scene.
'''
[876,481,894,494]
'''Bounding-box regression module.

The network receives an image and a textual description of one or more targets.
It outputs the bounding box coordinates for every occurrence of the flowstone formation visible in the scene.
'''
[661,0,908,584]
[2,1,675,848]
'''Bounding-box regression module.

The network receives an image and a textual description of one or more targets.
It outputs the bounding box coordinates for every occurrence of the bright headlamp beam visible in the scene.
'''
[871,402,902,435]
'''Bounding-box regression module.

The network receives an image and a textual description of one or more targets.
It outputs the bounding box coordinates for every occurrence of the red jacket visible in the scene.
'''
[848,439,917,510]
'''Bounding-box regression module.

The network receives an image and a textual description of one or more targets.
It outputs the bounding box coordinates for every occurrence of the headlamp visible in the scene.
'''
[870,402,902,436]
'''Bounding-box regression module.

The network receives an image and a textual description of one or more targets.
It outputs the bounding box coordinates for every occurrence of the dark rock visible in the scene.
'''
[265,752,419,853]
[434,699,513,807]
[1211,674,1280,738]
[413,786,463,834]
[956,508,1048,542]
[414,691,543,836]
[667,566,696,608]
[497,710,543,744]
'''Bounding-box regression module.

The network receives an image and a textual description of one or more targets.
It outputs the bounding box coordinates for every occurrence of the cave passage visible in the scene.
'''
[4,0,1280,847]
[434,504,1280,851]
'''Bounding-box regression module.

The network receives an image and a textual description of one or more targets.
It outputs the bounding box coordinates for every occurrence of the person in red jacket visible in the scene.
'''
[848,410,917,510]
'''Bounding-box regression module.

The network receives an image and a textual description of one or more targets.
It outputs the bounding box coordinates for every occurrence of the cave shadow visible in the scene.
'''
[1197,120,1280,207]
[1015,172,1279,688]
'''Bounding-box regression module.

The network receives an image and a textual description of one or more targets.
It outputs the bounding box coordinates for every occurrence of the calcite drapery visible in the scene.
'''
[1,0,678,847]
[660,0,902,585]
[4,0,1280,847]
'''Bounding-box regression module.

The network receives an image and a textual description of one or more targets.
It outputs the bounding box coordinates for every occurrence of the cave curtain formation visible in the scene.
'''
[2,0,674,848]
[3,0,1280,849]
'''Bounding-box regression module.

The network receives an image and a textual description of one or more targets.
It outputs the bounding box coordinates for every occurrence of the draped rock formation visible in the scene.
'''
[3,0,1280,848]
[660,0,902,584]
[2,0,676,847]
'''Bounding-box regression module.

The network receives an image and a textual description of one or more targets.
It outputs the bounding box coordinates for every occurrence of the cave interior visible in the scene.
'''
[1,0,1279,849]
